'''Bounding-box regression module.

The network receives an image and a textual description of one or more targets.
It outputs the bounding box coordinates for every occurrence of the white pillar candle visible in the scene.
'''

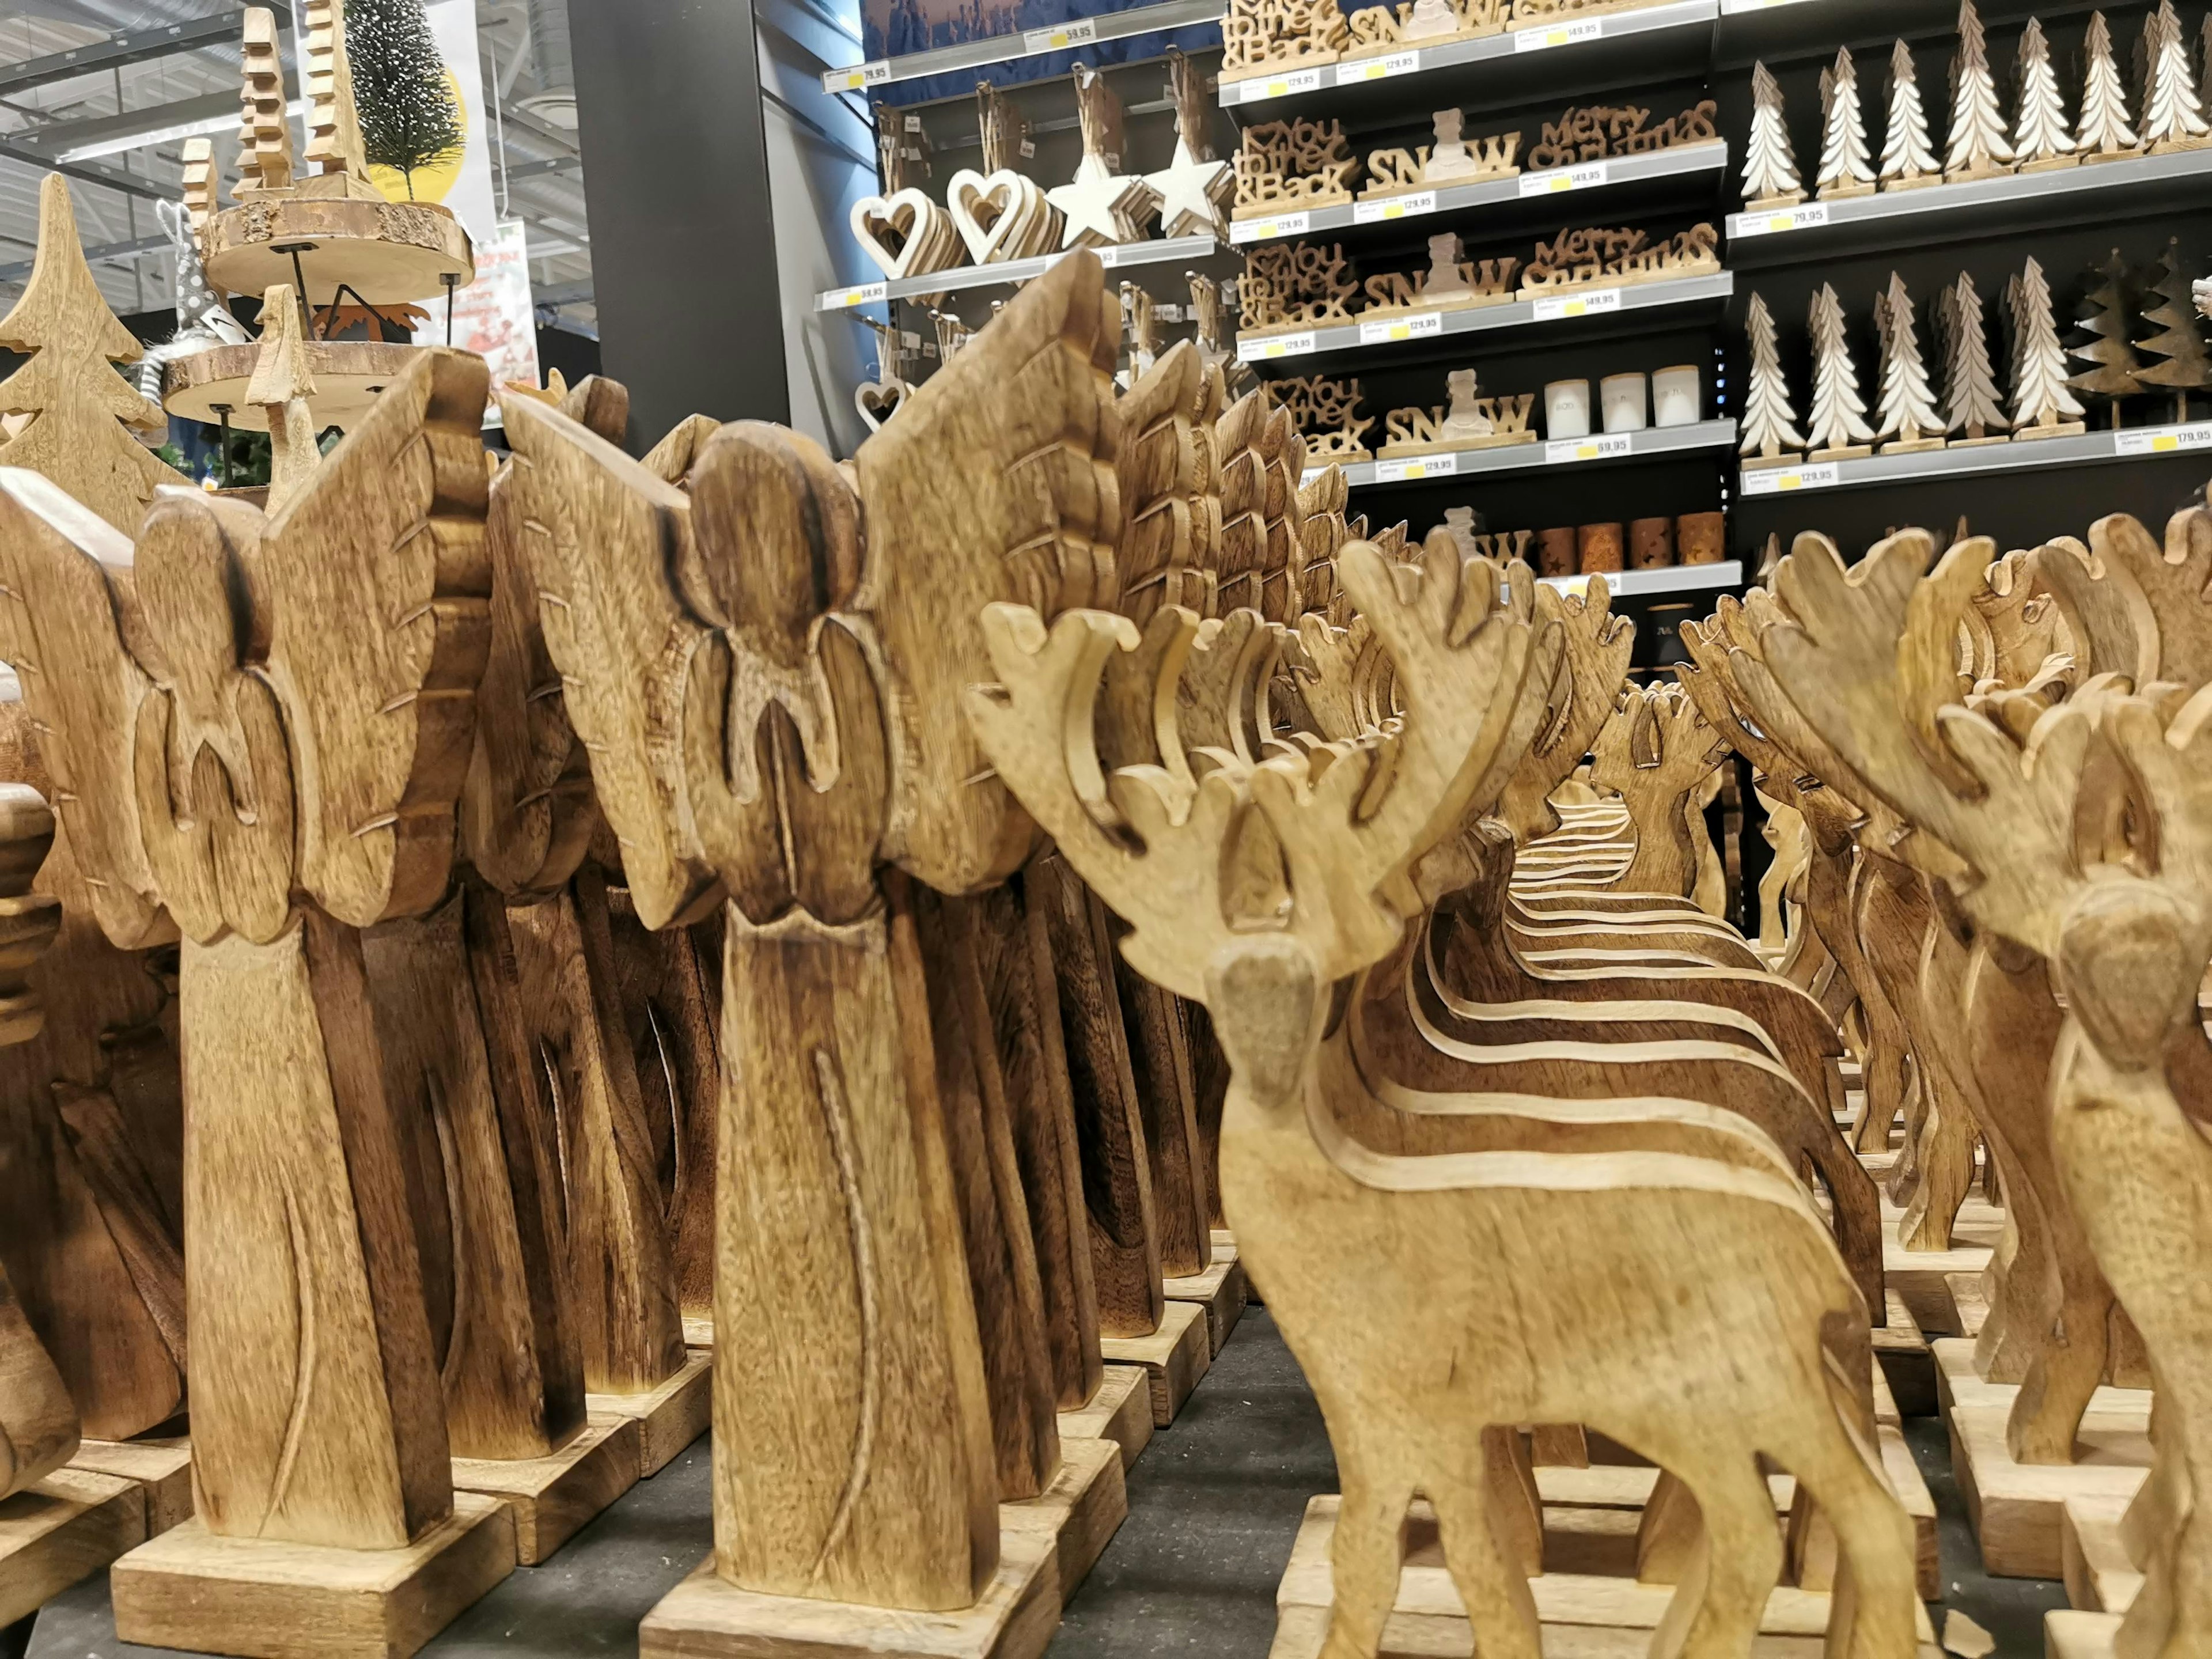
[1600,372,1648,434]
[1652,363,1700,427]
[1545,378,1590,440]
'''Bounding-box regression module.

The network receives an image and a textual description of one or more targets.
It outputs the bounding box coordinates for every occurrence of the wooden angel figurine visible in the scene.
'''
[496,253,1138,1657]
[0,349,518,1655]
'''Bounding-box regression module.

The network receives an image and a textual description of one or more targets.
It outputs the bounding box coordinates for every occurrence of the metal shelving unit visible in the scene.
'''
[820,0,1223,93]
[1215,0,1719,118]
[1725,146,2212,259]
[1230,140,1728,245]
[1736,421,2212,496]
[815,234,1223,309]
[1315,416,1737,486]
[1234,269,1733,363]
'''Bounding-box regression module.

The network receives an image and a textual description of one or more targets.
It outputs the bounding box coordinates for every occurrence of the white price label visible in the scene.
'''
[1358,311,1443,345]
[1230,210,1312,244]
[1237,330,1318,362]
[1740,461,1840,494]
[1022,17,1097,50]
[1530,286,1622,321]
[824,59,892,91]
[1516,17,1604,50]
[1336,50,1420,82]
[2113,422,2212,456]
[1548,573,1593,596]
[1353,190,1437,224]
[819,281,888,310]
[1260,67,1323,97]
[1731,202,1830,237]
[1520,160,1608,196]
[1301,466,1330,485]
[1374,452,1460,482]
[1545,433,1635,464]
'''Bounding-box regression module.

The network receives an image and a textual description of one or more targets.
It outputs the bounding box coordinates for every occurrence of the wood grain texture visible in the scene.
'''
[362,882,584,1462]
[1110,954,1211,1279]
[1029,854,1162,1340]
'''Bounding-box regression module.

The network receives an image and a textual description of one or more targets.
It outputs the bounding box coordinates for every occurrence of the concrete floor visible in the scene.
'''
[12,1306,2068,1658]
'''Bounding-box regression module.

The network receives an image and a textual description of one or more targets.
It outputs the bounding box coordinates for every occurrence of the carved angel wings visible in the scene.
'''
[0,347,493,945]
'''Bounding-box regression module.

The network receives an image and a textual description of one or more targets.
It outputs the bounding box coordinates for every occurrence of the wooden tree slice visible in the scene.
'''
[203,198,473,306]
[164,340,424,433]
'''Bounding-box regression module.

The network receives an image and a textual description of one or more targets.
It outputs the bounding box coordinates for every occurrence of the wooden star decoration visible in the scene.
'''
[1047,156,1159,248]
[1146,139,1233,239]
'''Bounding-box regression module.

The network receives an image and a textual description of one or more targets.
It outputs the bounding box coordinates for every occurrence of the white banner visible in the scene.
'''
[443,219,541,394]
[395,0,509,368]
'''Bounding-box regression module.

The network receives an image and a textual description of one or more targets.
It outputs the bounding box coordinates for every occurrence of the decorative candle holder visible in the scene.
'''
[1600,372,1647,434]
[1578,521,1624,574]
[1544,378,1590,440]
[1653,363,1700,427]
[1536,525,1578,577]
[1677,509,1726,565]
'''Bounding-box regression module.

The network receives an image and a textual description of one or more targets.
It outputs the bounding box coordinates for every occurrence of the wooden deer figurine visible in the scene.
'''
[0,349,520,1658]
[1588,682,1729,906]
[969,537,1922,1659]
[1743,522,2212,1655]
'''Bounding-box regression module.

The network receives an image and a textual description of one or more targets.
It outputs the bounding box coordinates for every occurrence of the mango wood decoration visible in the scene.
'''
[969,531,1922,1659]
[1725,518,2212,1645]
[502,252,1141,1658]
[0,175,185,536]
[0,348,519,1657]
[1587,682,1728,905]
[0,780,137,1634]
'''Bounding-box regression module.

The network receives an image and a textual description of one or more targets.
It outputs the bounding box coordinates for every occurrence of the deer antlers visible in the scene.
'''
[968,541,1535,1001]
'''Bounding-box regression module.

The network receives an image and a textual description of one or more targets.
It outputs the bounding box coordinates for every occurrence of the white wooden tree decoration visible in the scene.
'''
[1740,291,1806,466]
[2010,254,2087,435]
[1880,39,1941,188]
[2135,237,2212,421]
[1945,0,2016,179]
[1806,282,1876,458]
[1816,47,1876,197]
[2011,17,2078,168]
[2076,11,2141,158]
[1049,65,1162,248]
[1939,271,2011,442]
[2142,0,2210,150]
[1146,49,1233,240]
[2065,248,2145,419]
[1874,271,1945,451]
[1743,61,1804,206]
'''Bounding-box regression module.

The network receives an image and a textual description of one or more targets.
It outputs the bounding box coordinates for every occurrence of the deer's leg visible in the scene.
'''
[1320,1450,1412,1659]
[1787,1426,1919,1659]
[1646,1452,1781,1659]
[1894,1066,1976,1252]
[1429,1436,1541,1659]
[2005,1272,2111,1465]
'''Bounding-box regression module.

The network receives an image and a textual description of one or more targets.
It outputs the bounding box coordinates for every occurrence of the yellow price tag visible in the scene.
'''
[1767,213,1794,232]
[1543,27,1570,43]
[1266,77,1291,94]
[1559,575,1591,596]
[1779,474,1803,488]
[2155,434,2181,451]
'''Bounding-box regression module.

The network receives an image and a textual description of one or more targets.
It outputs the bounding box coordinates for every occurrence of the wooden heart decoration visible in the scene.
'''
[854,376,908,432]
[975,176,1044,264]
[948,169,1019,263]
[850,192,919,278]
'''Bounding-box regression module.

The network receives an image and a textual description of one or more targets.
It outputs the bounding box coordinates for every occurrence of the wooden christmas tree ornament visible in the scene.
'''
[2075,12,2143,161]
[1880,40,1942,189]
[1815,47,1877,199]
[2010,255,2087,436]
[2010,17,2079,170]
[1743,62,1805,207]
[1740,290,1806,468]
[1806,282,1875,459]
[2066,249,2145,421]
[1937,270,2012,444]
[1944,0,2016,181]
[2140,0,2211,151]
[1874,272,1946,453]
[2133,236,2212,421]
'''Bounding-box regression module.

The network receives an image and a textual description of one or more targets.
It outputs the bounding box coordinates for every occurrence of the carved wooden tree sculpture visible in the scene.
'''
[502,253,1129,1653]
[1743,524,2212,1657]
[1588,682,1729,904]
[0,348,518,1653]
[969,540,1921,1659]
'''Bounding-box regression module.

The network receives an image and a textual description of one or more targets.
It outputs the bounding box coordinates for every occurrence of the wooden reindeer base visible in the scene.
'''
[639,1526,1060,1659]
[1058,1364,1156,1469]
[1165,1238,1250,1357]
[1271,1496,1943,1658]
[70,1435,195,1536]
[164,341,426,433]
[452,1415,642,1566]
[1871,1291,1937,1419]
[1377,433,1539,461]
[1003,1438,1129,1605]
[1099,1298,1212,1427]
[1882,1194,1999,1335]
[2061,1494,2141,1615]
[587,1349,714,1477]
[2047,1610,2127,1658]
[0,1467,146,1627]
[684,1313,715,1348]
[109,1493,516,1659]
[1933,1341,2151,1579]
